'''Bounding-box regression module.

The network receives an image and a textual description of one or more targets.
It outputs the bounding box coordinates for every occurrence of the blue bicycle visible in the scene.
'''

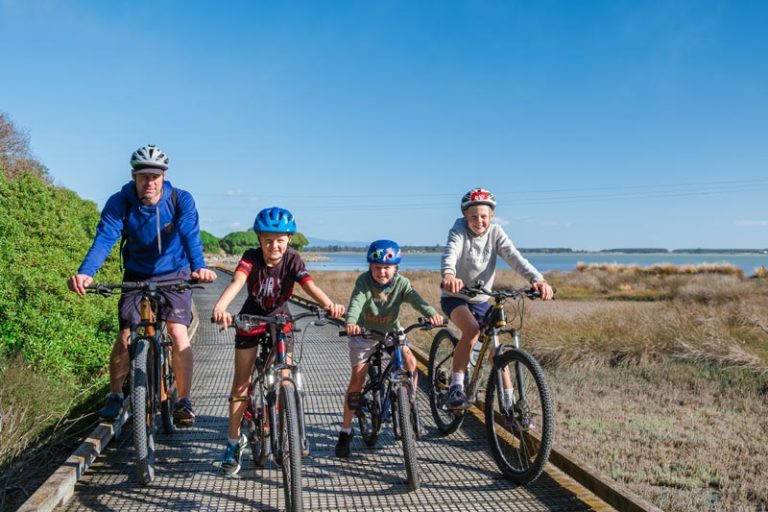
[340,319,442,491]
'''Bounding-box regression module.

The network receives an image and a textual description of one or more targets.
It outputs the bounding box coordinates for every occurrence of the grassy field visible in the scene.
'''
[290,265,768,512]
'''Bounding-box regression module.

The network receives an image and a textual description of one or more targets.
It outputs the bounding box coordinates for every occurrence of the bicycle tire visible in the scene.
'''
[248,388,270,466]
[160,343,177,435]
[277,382,303,512]
[428,329,466,435]
[484,348,554,485]
[131,337,155,485]
[357,365,382,447]
[396,385,420,491]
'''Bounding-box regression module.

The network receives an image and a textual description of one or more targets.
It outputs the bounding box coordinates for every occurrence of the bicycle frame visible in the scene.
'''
[361,333,412,426]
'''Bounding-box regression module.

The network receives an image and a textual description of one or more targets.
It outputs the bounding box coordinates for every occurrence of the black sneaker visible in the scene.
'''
[335,431,353,458]
[99,393,123,421]
[173,398,195,427]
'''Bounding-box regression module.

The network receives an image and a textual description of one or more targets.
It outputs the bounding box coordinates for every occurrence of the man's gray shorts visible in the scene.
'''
[118,269,193,329]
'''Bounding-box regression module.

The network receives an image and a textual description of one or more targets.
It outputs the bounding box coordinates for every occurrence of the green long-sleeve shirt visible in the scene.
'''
[345,272,438,333]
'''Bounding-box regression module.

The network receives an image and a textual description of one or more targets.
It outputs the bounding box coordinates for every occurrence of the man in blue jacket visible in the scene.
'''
[68,144,217,426]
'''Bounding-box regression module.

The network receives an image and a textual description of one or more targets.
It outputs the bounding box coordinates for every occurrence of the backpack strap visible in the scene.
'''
[119,187,178,270]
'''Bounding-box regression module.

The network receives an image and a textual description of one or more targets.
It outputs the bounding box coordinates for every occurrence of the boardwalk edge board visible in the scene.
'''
[18,301,200,512]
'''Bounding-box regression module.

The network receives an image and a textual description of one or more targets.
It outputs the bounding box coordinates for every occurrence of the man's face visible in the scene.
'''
[464,204,494,236]
[259,233,291,265]
[133,172,165,204]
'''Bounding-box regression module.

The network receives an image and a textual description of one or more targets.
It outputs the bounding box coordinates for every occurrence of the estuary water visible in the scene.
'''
[305,252,768,275]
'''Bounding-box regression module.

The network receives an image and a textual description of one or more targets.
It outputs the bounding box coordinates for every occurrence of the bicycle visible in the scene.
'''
[87,279,202,485]
[340,318,442,491]
[223,306,338,512]
[427,283,554,484]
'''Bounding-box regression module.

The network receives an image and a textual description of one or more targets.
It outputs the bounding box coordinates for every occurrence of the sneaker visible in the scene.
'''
[221,435,247,476]
[335,431,353,458]
[173,398,195,427]
[445,385,470,410]
[99,393,124,421]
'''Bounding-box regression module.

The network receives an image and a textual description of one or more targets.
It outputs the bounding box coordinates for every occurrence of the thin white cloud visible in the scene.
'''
[493,216,510,226]
[736,220,768,226]
[224,189,243,197]
[230,221,242,229]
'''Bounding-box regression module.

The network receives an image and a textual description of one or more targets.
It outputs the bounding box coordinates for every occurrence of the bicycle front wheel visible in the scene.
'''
[357,365,382,447]
[277,382,303,512]
[428,329,465,435]
[484,349,554,485]
[131,337,156,485]
[396,385,420,491]
[160,341,177,435]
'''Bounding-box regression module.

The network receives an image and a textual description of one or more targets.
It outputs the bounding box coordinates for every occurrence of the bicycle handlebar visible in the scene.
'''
[458,281,555,300]
[211,306,345,330]
[86,279,204,297]
[338,318,448,339]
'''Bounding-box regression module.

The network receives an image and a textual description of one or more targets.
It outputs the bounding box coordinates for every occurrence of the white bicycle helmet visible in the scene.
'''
[130,144,169,171]
[461,187,496,211]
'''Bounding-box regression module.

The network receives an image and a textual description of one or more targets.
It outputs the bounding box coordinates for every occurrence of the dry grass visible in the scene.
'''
[298,267,768,512]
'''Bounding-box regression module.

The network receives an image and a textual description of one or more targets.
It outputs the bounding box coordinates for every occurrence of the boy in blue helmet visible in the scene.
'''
[212,207,345,475]
[335,240,443,457]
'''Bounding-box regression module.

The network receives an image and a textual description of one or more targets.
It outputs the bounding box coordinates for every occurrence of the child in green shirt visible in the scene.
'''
[335,240,443,457]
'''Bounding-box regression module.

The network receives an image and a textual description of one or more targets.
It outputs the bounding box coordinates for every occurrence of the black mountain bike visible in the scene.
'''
[427,283,554,484]
[341,319,442,491]
[87,279,202,485]
[226,306,337,512]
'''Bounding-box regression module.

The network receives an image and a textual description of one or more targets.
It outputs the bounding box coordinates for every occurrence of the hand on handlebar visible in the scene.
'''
[531,281,555,300]
[325,303,346,319]
[441,275,464,294]
[191,268,217,283]
[68,274,93,297]
[346,323,361,336]
[212,309,234,330]
[425,314,445,328]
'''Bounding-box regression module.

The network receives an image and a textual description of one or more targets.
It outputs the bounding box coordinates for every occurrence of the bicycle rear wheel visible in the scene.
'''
[357,364,382,447]
[396,385,420,491]
[484,349,554,485]
[428,329,465,435]
[277,382,303,512]
[131,337,156,485]
[160,341,177,435]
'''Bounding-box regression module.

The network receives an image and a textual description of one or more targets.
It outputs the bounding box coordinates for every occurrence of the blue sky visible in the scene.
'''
[2,1,767,250]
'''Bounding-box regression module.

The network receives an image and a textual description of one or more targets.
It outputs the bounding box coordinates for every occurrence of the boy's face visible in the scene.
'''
[258,233,291,265]
[370,263,397,285]
[464,204,494,236]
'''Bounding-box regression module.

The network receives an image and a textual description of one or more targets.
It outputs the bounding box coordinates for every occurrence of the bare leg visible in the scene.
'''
[108,328,131,393]
[341,364,368,430]
[228,346,259,440]
[167,321,193,400]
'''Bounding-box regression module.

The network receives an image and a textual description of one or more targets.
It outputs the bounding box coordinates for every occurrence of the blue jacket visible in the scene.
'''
[78,180,207,277]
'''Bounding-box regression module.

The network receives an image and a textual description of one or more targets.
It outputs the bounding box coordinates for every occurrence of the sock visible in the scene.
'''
[110,392,124,400]
[450,372,464,389]
[228,437,240,446]
[503,388,515,406]
[340,427,352,435]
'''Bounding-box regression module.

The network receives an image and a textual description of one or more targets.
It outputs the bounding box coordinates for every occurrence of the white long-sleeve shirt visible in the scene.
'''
[440,218,544,303]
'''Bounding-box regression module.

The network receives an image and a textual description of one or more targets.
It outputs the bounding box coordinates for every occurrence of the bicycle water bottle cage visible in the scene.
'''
[228,395,248,403]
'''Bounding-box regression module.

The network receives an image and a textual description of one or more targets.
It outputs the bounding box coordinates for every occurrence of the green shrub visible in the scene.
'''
[0,171,121,383]
[200,229,220,253]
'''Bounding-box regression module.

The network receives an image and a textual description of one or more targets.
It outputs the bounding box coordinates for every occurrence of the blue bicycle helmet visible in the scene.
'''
[253,207,297,234]
[367,240,401,265]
